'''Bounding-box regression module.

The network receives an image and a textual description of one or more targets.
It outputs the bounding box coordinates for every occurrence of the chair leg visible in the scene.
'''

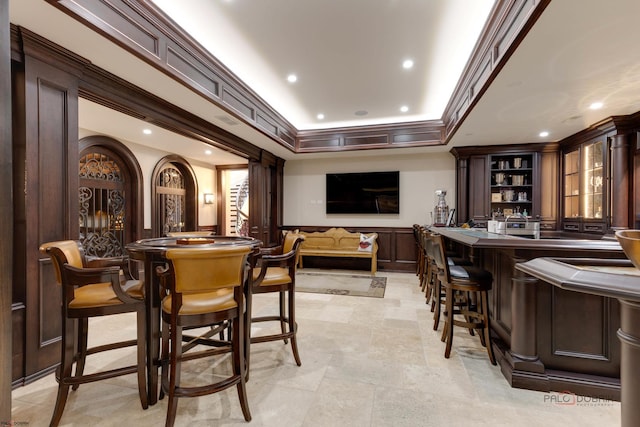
[443,286,455,359]
[288,289,301,366]
[165,321,182,427]
[244,289,252,383]
[480,292,497,365]
[233,315,252,421]
[424,264,432,302]
[72,318,89,391]
[433,279,442,330]
[159,316,170,401]
[136,308,149,409]
[279,291,288,344]
[50,317,76,427]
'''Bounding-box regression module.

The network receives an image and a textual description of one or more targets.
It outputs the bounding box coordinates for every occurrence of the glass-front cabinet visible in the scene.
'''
[562,138,607,232]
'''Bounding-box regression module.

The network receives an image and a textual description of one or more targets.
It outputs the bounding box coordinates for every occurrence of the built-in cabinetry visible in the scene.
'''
[453,114,639,236]
[562,136,608,233]
[490,153,534,218]
[451,145,550,229]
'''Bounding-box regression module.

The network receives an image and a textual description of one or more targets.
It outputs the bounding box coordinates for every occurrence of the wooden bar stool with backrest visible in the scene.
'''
[155,245,253,427]
[430,233,496,365]
[39,240,148,427]
[248,232,305,373]
[424,230,473,330]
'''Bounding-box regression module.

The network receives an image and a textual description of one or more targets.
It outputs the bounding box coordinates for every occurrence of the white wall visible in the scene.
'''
[283,151,456,227]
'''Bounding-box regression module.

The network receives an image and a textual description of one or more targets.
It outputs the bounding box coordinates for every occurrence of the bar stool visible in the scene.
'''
[430,233,496,365]
[424,230,473,330]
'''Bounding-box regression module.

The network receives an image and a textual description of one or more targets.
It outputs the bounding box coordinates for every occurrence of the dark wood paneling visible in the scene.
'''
[551,288,610,360]
[297,121,445,153]
[344,134,388,147]
[47,0,297,151]
[166,44,220,98]
[394,230,418,266]
[17,52,79,380]
[538,283,620,377]
[47,0,551,155]
[467,155,489,223]
[1,0,12,415]
[11,305,24,384]
[443,0,551,144]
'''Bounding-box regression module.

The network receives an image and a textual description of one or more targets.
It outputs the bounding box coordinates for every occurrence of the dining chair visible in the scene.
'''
[38,240,148,427]
[248,232,305,374]
[156,245,252,427]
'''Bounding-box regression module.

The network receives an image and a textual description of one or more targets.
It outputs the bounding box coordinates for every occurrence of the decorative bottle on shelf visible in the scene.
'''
[433,190,449,226]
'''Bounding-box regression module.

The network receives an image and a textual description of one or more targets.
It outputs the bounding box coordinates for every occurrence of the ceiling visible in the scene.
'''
[9,0,640,164]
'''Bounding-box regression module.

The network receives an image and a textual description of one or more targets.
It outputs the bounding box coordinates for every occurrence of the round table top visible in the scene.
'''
[126,235,262,256]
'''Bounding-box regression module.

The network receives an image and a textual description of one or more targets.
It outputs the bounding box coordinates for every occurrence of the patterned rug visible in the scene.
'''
[295,270,386,298]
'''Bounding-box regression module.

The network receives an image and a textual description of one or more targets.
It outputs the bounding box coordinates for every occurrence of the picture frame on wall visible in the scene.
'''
[445,208,456,227]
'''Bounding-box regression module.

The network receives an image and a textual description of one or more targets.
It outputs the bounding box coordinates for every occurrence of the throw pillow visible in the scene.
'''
[358,233,375,252]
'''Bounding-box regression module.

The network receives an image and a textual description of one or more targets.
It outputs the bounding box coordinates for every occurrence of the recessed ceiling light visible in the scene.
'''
[204,150,212,155]
[400,105,409,113]
[590,102,603,110]
[317,113,325,120]
[287,74,297,83]
[142,129,152,135]
[402,59,414,69]
[539,131,549,137]
[354,110,368,116]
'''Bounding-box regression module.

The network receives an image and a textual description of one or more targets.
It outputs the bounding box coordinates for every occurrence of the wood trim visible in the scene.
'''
[46,0,297,151]
[150,155,199,237]
[442,0,551,144]
[44,0,550,153]
[1,0,13,418]
[297,121,445,153]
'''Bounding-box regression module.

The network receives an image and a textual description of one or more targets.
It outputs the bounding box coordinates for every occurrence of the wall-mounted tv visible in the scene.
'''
[326,171,399,214]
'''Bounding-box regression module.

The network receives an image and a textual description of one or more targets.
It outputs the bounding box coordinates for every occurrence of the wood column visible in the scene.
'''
[455,157,469,226]
[0,0,13,420]
[611,133,630,229]
[618,300,640,427]
[509,268,545,377]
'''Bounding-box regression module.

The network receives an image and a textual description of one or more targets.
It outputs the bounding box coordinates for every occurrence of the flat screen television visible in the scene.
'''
[326,171,399,214]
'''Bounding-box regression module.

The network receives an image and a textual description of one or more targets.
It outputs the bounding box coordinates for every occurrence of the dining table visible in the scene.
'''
[125,235,262,405]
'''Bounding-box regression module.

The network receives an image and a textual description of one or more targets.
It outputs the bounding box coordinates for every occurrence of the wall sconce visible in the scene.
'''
[204,193,214,204]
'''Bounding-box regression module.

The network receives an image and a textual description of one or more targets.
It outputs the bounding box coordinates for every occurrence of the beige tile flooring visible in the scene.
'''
[12,271,620,426]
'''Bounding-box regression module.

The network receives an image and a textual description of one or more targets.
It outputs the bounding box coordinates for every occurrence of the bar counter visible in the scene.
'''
[430,227,627,401]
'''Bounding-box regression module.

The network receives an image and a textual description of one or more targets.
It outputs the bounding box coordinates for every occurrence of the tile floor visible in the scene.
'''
[11,271,621,426]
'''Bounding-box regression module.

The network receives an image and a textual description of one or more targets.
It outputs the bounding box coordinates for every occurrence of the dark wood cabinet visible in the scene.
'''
[467,155,490,226]
[451,145,547,228]
[489,153,535,218]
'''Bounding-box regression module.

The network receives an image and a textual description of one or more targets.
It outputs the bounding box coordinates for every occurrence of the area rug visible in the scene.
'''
[295,270,386,298]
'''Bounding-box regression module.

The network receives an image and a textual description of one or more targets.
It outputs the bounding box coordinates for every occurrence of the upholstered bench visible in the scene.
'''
[297,227,378,275]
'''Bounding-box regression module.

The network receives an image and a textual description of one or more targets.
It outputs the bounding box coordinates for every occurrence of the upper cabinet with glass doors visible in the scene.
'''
[562,138,607,233]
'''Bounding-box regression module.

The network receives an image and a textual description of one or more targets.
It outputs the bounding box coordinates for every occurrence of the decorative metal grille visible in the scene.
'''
[78,153,126,257]
[157,166,186,235]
